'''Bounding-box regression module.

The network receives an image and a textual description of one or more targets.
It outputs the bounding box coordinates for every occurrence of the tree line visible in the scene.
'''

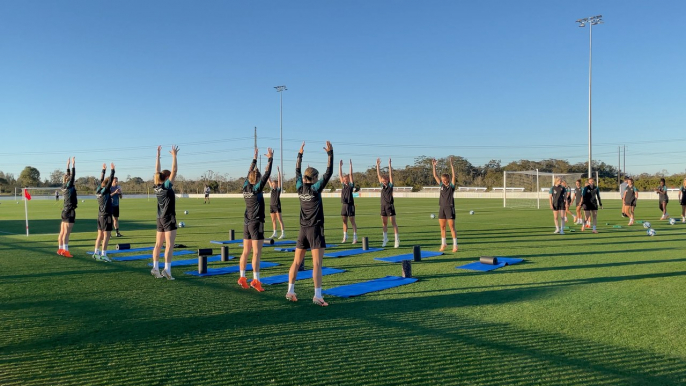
[1,157,684,195]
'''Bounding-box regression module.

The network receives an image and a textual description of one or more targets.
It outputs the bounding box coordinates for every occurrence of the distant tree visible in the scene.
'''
[18,166,41,187]
[49,169,64,186]
[0,177,8,193]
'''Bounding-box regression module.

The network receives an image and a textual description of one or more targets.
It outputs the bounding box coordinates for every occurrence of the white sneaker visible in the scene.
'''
[162,270,175,281]
[270,231,277,239]
[660,215,665,220]
[100,255,111,263]
[560,230,565,235]
[278,233,285,239]
[151,269,163,279]
[554,229,560,234]
[382,238,388,248]
[394,238,399,248]
[682,217,685,223]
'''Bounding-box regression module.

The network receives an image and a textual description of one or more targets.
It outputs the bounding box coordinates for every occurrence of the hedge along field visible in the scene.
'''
[1,197,686,385]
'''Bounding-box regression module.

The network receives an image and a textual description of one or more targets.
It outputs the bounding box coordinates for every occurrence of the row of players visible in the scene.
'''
[54,143,460,306]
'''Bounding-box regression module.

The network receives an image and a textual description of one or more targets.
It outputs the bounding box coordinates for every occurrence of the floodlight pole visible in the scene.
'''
[275,85,287,178]
[577,15,603,180]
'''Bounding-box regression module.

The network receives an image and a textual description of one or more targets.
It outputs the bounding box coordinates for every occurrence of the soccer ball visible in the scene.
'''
[643,222,651,229]
[647,228,656,236]
[430,214,435,219]
[82,200,85,203]
[469,210,475,215]
[179,222,186,228]
[184,210,189,215]
[669,218,676,225]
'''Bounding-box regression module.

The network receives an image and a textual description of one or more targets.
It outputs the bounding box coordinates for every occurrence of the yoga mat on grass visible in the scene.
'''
[86,246,156,255]
[112,250,195,262]
[456,257,524,272]
[185,262,279,277]
[324,248,383,258]
[147,254,233,267]
[239,240,296,247]
[374,251,443,263]
[210,240,242,245]
[323,276,417,298]
[251,267,346,285]
[274,244,338,252]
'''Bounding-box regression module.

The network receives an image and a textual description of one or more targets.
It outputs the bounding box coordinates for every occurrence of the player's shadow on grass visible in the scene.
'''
[0,220,157,235]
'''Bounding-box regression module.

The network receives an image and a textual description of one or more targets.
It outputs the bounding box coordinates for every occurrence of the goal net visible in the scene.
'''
[502,170,583,209]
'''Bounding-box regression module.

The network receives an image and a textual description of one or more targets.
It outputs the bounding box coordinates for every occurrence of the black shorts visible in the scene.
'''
[205,194,209,198]
[243,222,264,240]
[680,198,686,206]
[552,203,566,211]
[381,204,396,217]
[575,198,581,207]
[296,225,326,250]
[112,206,120,218]
[341,204,355,217]
[584,204,598,211]
[624,200,636,207]
[270,204,281,214]
[157,215,177,232]
[61,209,75,224]
[97,215,113,231]
[438,205,455,220]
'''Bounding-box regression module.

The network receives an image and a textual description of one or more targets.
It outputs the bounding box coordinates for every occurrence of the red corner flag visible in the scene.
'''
[24,188,32,201]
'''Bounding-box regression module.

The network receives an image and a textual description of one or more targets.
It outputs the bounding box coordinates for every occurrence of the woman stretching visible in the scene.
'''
[268,166,285,240]
[339,159,358,244]
[377,158,399,248]
[57,157,77,257]
[151,145,179,280]
[655,178,669,220]
[432,158,457,252]
[93,163,116,262]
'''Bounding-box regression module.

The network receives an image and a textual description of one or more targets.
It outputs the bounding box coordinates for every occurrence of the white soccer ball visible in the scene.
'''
[469,210,475,215]
[643,222,651,229]
[184,210,189,215]
[647,228,656,236]
[669,218,676,225]
[179,222,186,228]
[430,214,435,219]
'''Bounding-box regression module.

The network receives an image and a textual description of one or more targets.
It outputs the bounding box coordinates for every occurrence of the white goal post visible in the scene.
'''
[503,170,584,209]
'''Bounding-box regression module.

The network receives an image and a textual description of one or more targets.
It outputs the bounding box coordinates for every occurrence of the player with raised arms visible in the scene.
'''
[111,177,123,237]
[377,158,399,248]
[339,159,358,244]
[622,178,638,225]
[268,166,285,240]
[655,178,669,220]
[151,145,179,280]
[679,178,686,223]
[432,157,457,252]
[580,177,602,233]
[57,157,77,257]
[237,147,274,292]
[286,141,333,306]
[92,162,116,261]
[549,177,567,234]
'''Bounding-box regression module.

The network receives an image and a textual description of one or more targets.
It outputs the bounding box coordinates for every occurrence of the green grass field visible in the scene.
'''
[1,197,686,385]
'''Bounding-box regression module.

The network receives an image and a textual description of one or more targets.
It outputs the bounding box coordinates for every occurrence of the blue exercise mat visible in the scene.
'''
[146,254,234,267]
[210,240,242,245]
[86,246,157,255]
[252,267,346,285]
[456,257,524,272]
[239,240,296,247]
[323,276,418,298]
[324,248,384,258]
[112,250,195,262]
[274,244,338,252]
[184,261,280,277]
[374,251,443,263]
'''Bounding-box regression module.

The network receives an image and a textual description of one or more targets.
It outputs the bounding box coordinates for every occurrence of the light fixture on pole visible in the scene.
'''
[576,15,603,180]
[274,85,287,177]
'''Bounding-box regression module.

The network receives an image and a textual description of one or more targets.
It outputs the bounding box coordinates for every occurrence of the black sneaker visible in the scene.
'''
[116,232,123,237]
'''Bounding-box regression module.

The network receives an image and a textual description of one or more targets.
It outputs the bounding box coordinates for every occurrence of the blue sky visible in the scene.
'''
[1,0,684,181]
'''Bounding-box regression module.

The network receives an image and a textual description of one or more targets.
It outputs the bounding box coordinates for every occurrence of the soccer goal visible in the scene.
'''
[502,170,583,209]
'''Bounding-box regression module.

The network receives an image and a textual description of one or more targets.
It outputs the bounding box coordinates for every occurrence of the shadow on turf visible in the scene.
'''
[0,220,157,236]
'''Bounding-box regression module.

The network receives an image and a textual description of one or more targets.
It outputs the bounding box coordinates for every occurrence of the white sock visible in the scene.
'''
[153,261,159,270]
[453,238,457,246]
[64,244,69,251]
[394,233,399,241]
[240,270,246,278]
[353,232,357,238]
[315,288,322,298]
[59,244,64,250]
[94,249,100,255]
[592,225,596,231]
[101,251,107,256]
[164,262,170,272]
[441,238,446,245]
[288,283,295,293]
[383,232,388,240]
[253,271,260,280]
[561,218,565,229]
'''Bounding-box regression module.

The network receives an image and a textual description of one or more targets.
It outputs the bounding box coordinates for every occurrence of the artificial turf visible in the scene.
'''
[1,197,686,385]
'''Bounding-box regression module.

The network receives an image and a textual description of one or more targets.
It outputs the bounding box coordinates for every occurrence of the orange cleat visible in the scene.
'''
[237,276,249,289]
[313,297,329,307]
[57,249,64,256]
[286,292,298,302]
[62,250,73,258]
[250,279,265,292]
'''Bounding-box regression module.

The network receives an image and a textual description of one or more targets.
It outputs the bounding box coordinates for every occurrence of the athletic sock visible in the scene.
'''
[288,283,295,293]
[101,251,107,256]
[441,238,446,245]
[64,244,69,251]
[353,232,357,238]
[315,288,322,298]
[394,233,399,241]
[164,262,171,273]
[453,238,458,246]
[253,271,260,280]
[592,226,596,231]
[59,244,64,250]
[153,261,159,270]
[240,270,246,278]
[383,232,388,240]
[94,249,100,255]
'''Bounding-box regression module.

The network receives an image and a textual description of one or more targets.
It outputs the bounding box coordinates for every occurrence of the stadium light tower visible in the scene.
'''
[274,85,287,177]
[576,15,603,180]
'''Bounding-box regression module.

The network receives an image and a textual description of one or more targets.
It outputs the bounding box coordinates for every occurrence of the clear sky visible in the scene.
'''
[1,0,684,181]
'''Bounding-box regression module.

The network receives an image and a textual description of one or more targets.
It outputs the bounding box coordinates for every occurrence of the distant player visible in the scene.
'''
[432,158,457,252]
[377,158,399,248]
[549,177,567,234]
[580,177,602,233]
[93,163,116,262]
[237,147,273,292]
[204,185,210,204]
[286,141,333,306]
[57,157,77,258]
[111,177,123,237]
[679,178,686,223]
[561,180,572,222]
[151,145,180,280]
[268,166,285,240]
[55,190,59,201]
[571,179,584,225]
[622,178,638,225]
[619,177,629,218]
[339,159,358,244]
[655,178,669,220]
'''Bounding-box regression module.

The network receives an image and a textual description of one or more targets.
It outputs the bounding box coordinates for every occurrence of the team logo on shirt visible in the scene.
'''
[299,193,315,201]
[243,192,254,199]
